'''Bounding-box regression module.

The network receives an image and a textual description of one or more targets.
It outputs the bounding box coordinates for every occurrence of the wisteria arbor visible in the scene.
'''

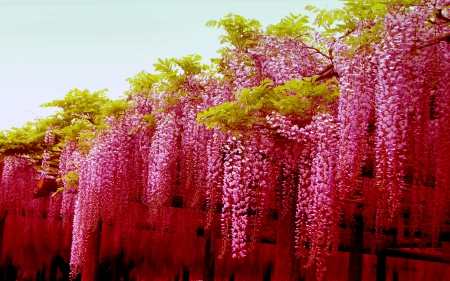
[1,0,450,280]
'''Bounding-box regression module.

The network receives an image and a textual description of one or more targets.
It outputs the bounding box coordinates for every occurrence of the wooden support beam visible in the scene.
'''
[386,248,447,263]
[348,215,364,281]
[376,248,387,281]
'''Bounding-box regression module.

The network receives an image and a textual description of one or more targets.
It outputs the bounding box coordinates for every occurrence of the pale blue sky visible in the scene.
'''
[0,0,341,130]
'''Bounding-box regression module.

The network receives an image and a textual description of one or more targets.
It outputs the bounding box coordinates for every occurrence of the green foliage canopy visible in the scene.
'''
[1,0,448,189]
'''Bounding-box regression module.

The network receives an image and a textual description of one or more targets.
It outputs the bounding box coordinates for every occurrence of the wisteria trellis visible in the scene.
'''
[1,1,450,280]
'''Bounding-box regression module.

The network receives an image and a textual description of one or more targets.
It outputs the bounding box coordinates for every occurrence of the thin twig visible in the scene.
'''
[300,44,332,60]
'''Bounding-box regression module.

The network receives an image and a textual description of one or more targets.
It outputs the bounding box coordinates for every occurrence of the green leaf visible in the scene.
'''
[372,3,386,10]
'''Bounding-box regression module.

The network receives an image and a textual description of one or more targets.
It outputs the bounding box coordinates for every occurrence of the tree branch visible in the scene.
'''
[436,9,450,23]
[315,64,339,81]
[316,64,333,76]
[419,32,450,49]
[300,44,332,60]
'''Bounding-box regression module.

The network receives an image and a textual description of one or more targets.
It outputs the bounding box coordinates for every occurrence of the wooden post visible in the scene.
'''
[182,267,190,281]
[1,258,16,281]
[50,254,70,281]
[112,253,123,281]
[203,230,215,281]
[36,269,42,281]
[392,268,399,281]
[122,267,130,281]
[59,255,71,281]
[376,248,387,281]
[263,263,272,281]
[174,270,180,281]
[81,219,102,281]
[348,215,364,281]
[6,264,16,281]
[119,258,139,281]
[50,256,58,281]
[39,264,46,281]
[386,248,446,262]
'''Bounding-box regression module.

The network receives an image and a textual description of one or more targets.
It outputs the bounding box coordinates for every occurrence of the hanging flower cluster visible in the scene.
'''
[221,135,250,258]
[70,96,154,276]
[304,114,338,278]
[59,141,82,223]
[0,156,72,278]
[249,34,329,85]
[334,41,376,202]
[146,111,179,209]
